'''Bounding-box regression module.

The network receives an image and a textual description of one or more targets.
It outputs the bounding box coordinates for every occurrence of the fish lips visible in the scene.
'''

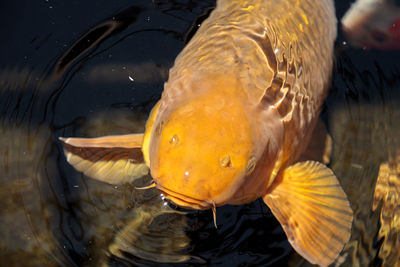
[155,182,213,210]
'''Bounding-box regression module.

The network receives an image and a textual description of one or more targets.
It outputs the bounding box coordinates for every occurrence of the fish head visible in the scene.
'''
[147,73,264,209]
[341,0,400,50]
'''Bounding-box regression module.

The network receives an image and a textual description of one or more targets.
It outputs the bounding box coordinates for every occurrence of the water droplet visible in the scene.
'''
[274,48,279,53]
[169,134,179,144]
[184,171,190,176]
[246,157,256,175]
[219,155,232,168]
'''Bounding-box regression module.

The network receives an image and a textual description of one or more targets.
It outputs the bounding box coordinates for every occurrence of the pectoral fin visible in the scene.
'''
[60,134,149,184]
[263,161,353,267]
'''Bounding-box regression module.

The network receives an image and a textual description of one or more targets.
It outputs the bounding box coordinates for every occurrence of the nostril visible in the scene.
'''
[219,155,232,168]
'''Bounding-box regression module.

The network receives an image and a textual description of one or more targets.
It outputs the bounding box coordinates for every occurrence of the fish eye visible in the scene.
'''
[169,134,179,144]
[246,156,256,175]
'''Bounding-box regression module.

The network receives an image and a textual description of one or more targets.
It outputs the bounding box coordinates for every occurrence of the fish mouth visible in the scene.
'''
[155,183,212,210]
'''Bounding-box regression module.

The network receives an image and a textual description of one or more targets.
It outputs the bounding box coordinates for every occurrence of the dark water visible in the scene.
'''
[0,1,399,266]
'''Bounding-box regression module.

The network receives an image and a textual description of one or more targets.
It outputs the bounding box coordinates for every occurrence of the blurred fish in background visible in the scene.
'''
[341,0,400,50]
[339,1,400,266]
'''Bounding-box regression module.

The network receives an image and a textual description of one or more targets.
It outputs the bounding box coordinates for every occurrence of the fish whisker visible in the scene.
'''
[135,182,156,190]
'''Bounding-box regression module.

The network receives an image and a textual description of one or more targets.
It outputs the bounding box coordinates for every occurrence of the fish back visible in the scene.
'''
[163,0,337,166]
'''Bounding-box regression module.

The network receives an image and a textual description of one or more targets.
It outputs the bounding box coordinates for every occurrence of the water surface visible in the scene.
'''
[0,1,399,266]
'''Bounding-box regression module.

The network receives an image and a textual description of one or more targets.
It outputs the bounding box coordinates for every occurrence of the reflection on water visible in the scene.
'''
[327,49,400,267]
[86,62,169,84]
[0,127,56,266]
[0,1,208,265]
[0,0,399,266]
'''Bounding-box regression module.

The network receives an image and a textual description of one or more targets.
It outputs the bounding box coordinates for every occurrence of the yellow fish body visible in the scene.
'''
[60,1,353,266]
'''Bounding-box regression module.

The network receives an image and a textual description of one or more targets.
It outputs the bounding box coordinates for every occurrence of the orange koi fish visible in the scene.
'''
[60,0,353,266]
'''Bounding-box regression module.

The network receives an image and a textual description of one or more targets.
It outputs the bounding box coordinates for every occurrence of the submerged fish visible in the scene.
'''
[60,0,353,266]
[341,0,400,50]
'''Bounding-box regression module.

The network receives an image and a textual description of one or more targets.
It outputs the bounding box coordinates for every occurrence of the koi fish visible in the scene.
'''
[60,0,353,266]
[341,0,400,50]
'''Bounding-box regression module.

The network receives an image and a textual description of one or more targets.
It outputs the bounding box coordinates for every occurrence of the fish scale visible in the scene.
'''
[162,0,336,169]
